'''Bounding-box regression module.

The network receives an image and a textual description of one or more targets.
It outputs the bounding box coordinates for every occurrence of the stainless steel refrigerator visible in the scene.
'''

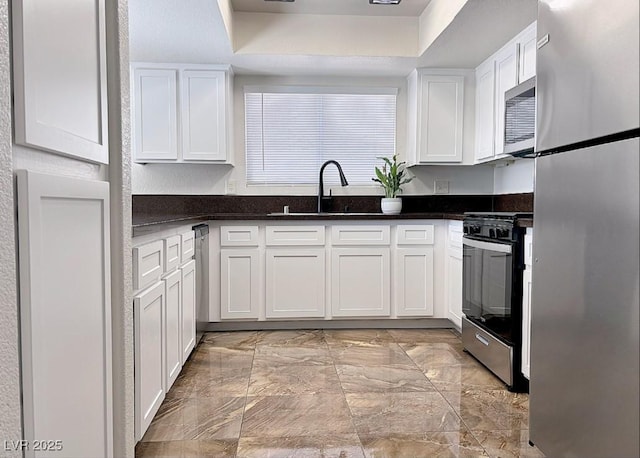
[530,1,639,457]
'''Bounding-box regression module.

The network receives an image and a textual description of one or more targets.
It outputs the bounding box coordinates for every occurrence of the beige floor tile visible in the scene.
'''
[345,391,462,435]
[359,430,488,458]
[141,397,245,442]
[401,342,471,369]
[135,439,237,458]
[252,345,333,367]
[241,394,356,437]
[424,363,506,391]
[336,364,436,393]
[388,328,462,344]
[330,343,416,367]
[324,329,396,347]
[443,390,530,431]
[256,330,326,347]
[201,331,257,350]
[472,430,545,458]
[247,364,342,396]
[236,435,365,458]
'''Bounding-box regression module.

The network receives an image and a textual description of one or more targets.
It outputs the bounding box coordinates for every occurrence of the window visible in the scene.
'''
[245,86,397,186]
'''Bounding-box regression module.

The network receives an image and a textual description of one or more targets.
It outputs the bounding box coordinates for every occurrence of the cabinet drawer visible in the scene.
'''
[133,240,164,291]
[164,235,181,273]
[266,226,325,246]
[181,231,195,262]
[396,225,434,245]
[220,226,259,247]
[331,225,390,246]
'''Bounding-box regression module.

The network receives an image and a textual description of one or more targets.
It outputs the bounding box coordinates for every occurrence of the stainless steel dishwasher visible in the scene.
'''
[192,224,209,345]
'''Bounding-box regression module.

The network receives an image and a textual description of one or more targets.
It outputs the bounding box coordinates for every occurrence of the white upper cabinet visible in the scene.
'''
[12,0,109,164]
[131,63,232,164]
[474,60,496,162]
[518,22,538,83]
[181,70,227,162]
[474,22,537,164]
[133,69,179,162]
[407,69,468,164]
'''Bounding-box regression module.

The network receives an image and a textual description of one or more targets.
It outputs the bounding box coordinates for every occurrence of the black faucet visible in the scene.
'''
[318,160,349,213]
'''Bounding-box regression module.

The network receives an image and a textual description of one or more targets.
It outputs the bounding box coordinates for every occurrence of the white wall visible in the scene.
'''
[493,159,535,194]
[133,73,495,195]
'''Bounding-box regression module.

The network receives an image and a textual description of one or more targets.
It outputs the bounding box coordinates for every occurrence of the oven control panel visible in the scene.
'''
[463,215,524,242]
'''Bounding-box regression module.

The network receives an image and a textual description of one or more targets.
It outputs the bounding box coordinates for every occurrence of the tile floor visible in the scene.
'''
[135,329,546,458]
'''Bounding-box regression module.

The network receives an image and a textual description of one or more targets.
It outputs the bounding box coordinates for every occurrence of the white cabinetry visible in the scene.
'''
[131,63,232,164]
[518,23,537,83]
[446,221,464,329]
[265,226,326,319]
[521,228,533,379]
[16,170,113,457]
[12,0,109,164]
[132,224,197,441]
[332,248,391,317]
[134,281,165,441]
[164,270,182,391]
[407,69,467,164]
[181,259,196,363]
[395,225,435,317]
[474,22,537,163]
[220,226,260,320]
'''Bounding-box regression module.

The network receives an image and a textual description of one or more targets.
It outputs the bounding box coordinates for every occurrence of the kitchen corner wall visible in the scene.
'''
[0,1,22,455]
[132,73,496,195]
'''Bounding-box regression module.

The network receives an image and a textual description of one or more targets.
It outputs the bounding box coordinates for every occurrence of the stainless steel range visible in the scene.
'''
[462,212,531,392]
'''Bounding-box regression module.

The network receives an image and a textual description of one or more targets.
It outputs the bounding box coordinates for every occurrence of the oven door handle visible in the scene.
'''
[463,237,512,254]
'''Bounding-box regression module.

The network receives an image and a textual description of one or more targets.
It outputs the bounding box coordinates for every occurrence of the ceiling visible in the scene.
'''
[230,0,433,17]
[128,0,537,76]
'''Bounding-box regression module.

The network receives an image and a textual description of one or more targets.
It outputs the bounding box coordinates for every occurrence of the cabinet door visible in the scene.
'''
[12,0,108,164]
[266,249,325,318]
[446,247,464,329]
[518,23,537,83]
[331,248,390,317]
[133,68,178,161]
[395,248,434,317]
[474,59,496,162]
[418,74,464,162]
[521,267,532,380]
[181,259,196,363]
[220,249,260,320]
[164,270,182,391]
[181,70,227,161]
[134,281,165,442]
[494,44,519,156]
[16,170,113,457]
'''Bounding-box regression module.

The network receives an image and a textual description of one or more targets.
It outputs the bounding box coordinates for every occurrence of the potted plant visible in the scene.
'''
[372,154,413,214]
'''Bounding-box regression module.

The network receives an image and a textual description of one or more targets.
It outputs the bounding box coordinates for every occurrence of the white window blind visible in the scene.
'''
[245,87,397,186]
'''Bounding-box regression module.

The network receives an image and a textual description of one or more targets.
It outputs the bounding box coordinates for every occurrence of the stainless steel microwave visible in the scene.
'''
[504,76,535,156]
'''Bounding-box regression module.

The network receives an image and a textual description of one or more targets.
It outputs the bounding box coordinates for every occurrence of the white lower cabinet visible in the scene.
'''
[181,259,196,363]
[521,228,533,379]
[331,248,391,317]
[220,249,260,319]
[446,221,464,329]
[266,249,325,318]
[164,269,182,391]
[395,248,434,316]
[134,281,165,441]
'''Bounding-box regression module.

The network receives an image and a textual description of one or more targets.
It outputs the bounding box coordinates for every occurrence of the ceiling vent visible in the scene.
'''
[370,0,402,4]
